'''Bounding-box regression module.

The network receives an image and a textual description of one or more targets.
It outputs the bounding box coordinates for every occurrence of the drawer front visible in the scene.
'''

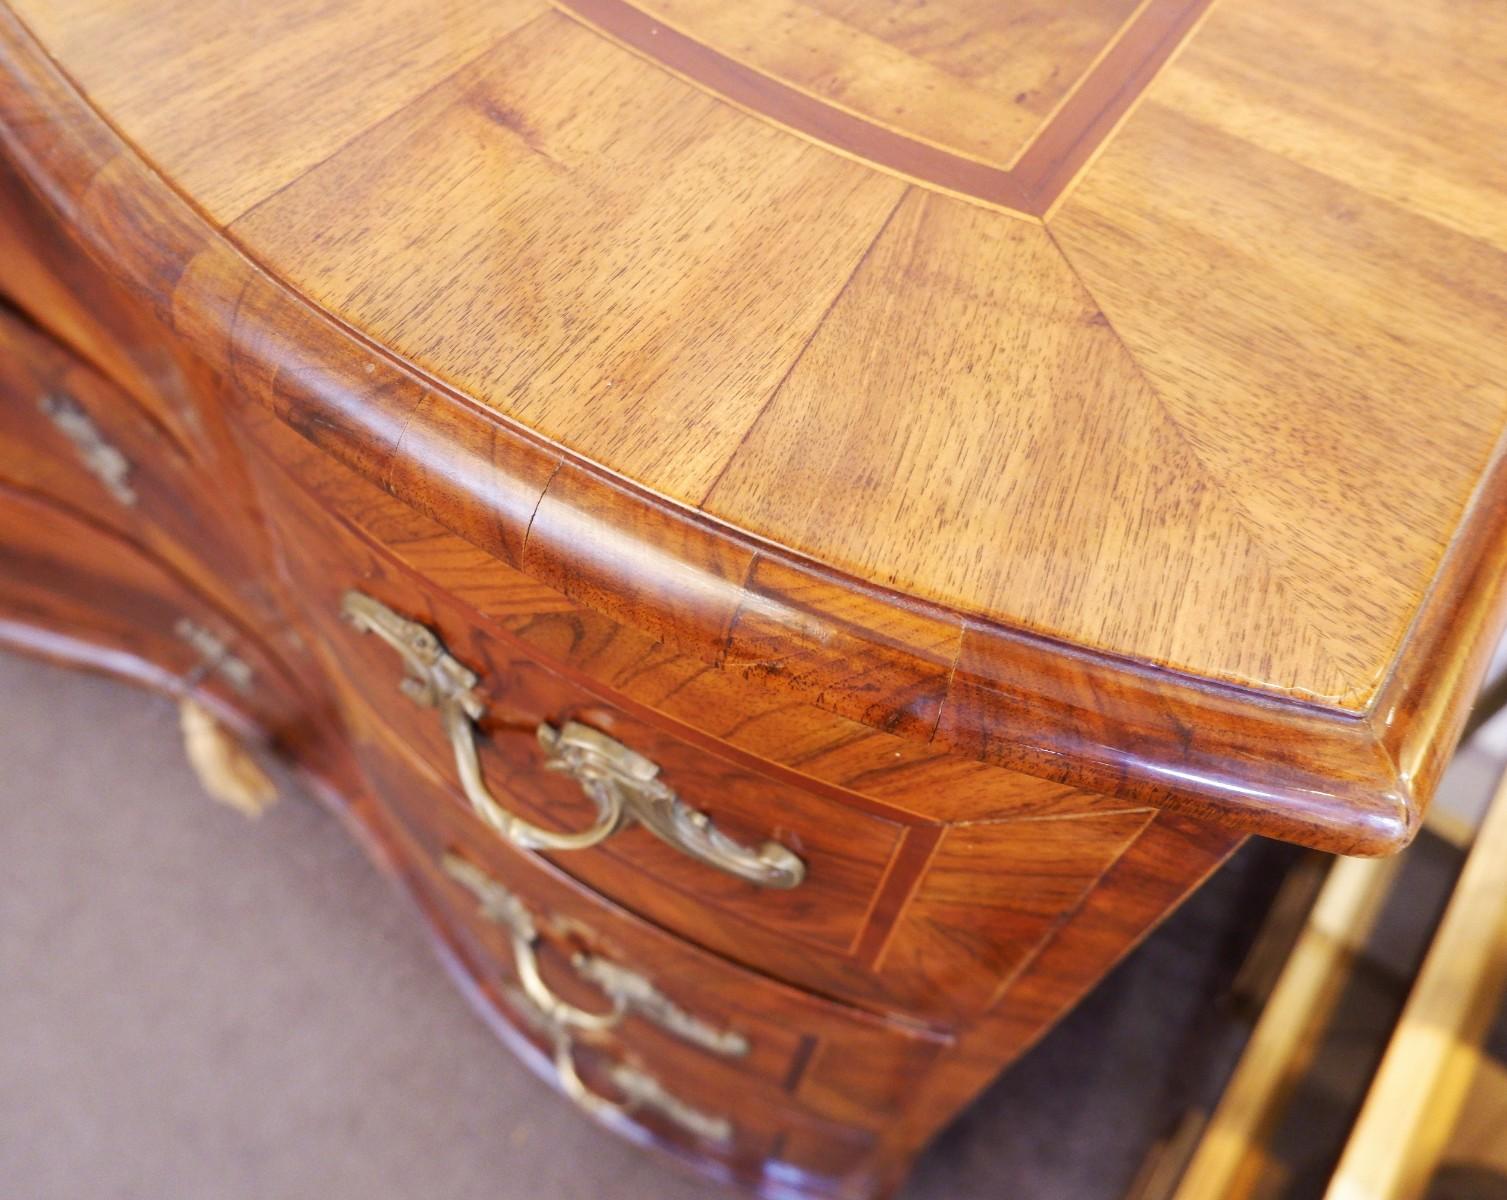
[234,396,1122,831]
[369,769,917,1196]
[370,731,949,1127]
[248,437,1157,1022]
[0,305,272,629]
[0,156,212,461]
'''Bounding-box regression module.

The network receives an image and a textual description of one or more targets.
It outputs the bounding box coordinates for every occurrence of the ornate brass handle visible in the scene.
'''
[502,979,734,1145]
[444,854,735,1144]
[552,1035,733,1145]
[343,592,805,888]
[442,854,749,1058]
[342,592,618,852]
[536,721,805,889]
[40,392,136,506]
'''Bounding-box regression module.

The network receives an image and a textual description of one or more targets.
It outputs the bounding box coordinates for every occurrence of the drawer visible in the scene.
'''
[0,305,273,631]
[369,728,950,1132]
[234,395,1122,831]
[0,156,211,461]
[369,759,910,1200]
[248,437,1156,1022]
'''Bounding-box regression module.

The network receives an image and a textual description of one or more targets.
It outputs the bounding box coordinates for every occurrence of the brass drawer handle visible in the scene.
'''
[536,720,805,889]
[343,591,618,853]
[442,853,749,1058]
[570,952,749,1059]
[343,591,805,889]
[39,392,137,506]
[503,980,734,1145]
[554,1035,734,1145]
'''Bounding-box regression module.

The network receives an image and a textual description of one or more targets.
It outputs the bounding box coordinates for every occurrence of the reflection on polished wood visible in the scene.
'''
[0,0,1504,1194]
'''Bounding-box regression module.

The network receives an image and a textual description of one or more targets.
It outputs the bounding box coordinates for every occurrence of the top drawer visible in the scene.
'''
[245,425,1155,1023]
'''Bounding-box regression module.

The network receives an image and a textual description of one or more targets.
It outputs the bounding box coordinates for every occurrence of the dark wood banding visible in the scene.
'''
[553,0,1033,213]
[554,0,1214,217]
[1015,0,1217,209]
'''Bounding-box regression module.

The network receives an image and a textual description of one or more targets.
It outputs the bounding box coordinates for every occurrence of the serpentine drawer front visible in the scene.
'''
[378,750,952,1126]
[3,2,1504,1197]
[0,489,304,767]
[341,588,808,889]
[369,789,893,1191]
[250,450,1158,1024]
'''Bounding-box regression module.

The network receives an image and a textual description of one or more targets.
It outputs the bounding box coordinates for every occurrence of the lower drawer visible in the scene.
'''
[0,483,304,748]
[359,716,951,1136]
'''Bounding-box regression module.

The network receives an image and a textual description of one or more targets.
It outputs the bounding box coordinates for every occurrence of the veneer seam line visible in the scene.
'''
[225,11,559,228]
[1041,220,1360,703]
[698,185,911,508]
[978,810,1159,1012]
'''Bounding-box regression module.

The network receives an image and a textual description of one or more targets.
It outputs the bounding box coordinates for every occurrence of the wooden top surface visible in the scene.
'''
[5,0,1507,849]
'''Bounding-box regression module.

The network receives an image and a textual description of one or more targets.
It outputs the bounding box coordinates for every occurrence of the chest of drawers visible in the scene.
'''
[2,1,1504,1195]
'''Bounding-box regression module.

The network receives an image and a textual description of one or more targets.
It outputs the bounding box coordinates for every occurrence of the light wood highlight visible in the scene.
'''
[1325,768,1507,1200]
[228,14,905,501]
[1051,101,1507,708]
[1173,854,1401,1200]
[704,188,1360,705]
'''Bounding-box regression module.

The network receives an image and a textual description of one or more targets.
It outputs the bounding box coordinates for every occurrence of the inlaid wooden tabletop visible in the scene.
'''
[7,0,1507,848]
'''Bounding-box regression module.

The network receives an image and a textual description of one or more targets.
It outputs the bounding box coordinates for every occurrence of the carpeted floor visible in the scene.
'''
[0,648,1298,1199]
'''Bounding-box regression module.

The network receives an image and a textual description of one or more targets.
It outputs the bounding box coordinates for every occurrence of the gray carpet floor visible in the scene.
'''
[0,648,1293,1199]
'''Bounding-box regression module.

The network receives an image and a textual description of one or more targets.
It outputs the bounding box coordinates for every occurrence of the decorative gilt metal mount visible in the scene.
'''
[442,853,749,1056]
[342,591,805,889]
[443,854,736,1144]
[39,392,136,506]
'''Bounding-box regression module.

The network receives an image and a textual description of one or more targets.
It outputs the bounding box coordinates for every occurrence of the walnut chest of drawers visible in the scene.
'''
[2,0,1505,1195]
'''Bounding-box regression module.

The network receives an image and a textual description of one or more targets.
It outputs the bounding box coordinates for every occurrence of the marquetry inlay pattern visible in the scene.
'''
[555,0,1216,217]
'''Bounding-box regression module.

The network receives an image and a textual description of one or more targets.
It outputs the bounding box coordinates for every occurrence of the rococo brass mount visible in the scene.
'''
[342,591,806,888]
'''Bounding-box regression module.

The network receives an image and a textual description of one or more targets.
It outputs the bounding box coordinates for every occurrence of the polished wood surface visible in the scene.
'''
[0,1,1501,1195]
[5,0,1503,852]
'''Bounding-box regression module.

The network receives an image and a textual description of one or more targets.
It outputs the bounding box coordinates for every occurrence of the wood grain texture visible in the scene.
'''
[0,299,1241,1194]
[251,439,1152,1021]
[0,483,310,759]
[228,13,907,499]
[8,0,547,222]
[0,304,263,627]
[615,0,1140,168]
[1144,0,1507,255]
[234,396,1130,830]
[556,0,1213,214]
[1049,97,1507,711]
[704,188,1361,706]
[2,0,1506,861]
